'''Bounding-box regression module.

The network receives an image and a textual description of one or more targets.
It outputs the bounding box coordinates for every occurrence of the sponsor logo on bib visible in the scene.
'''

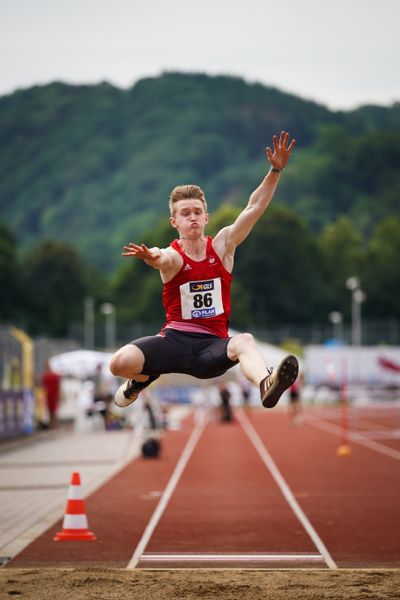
[192,308,216,318]
[189,280,214,293]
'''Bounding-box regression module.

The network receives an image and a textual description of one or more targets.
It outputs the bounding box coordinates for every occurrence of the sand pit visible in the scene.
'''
[1,568,399,599]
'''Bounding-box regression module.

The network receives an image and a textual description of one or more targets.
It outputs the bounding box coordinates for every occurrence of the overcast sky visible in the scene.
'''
[1,0,399,110]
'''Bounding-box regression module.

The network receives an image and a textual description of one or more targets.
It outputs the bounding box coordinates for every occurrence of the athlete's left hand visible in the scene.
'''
[266,131,296,170]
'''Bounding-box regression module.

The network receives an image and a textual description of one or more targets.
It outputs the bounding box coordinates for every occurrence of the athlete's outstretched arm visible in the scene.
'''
[217,131,295,249]
[122,243,174,270]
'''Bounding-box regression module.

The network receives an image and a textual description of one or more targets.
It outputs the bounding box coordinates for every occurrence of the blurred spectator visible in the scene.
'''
[218,382,233,422]
[240,379,251,406]
[76,379,97,432]
[92,364,106,404]
[140,391,162,458]
[93,364,106,425]
[289,373,302,425]
[41,360,62,428]
[143,395,157,430]
[89,365,113,430]
[160,404,169,429]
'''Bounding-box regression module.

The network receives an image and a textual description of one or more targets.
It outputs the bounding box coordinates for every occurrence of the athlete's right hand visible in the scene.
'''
[122,243,161,261]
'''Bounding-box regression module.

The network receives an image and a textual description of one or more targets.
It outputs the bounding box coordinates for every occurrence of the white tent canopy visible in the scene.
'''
[49,349,113,380]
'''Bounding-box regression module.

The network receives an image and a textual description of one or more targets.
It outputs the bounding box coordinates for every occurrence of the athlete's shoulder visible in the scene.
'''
[209,228,235,272]
[159,243,184,283]
[212,226,234,249]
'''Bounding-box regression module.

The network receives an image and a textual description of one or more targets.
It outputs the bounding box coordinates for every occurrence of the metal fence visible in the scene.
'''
[68,318,400,351]
[245,319,400,347]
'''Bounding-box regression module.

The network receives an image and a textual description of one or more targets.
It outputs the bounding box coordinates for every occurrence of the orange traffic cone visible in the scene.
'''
[54,472,96,541]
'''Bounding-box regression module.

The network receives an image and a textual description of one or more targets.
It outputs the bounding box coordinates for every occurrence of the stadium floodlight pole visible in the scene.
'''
[328,311,343,343]
[100,302,116,350]
[84,296,95,349]
[345,277,365,347]
[353,288,366,346]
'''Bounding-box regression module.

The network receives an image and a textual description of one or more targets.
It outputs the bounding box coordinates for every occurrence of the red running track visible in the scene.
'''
[8,406,400,569]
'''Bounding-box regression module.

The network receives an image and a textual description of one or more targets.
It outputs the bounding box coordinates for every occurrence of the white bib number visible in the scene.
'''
[180,277,223,319]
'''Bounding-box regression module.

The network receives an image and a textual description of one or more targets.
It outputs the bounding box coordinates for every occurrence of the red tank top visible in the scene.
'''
[162,237,232,338]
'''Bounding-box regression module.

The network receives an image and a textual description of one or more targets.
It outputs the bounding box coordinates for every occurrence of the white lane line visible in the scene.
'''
[127,409,208,569]
[236,409,337,570]
[349,430,400,440]
[305,417,400,461]
[141,553,324,563]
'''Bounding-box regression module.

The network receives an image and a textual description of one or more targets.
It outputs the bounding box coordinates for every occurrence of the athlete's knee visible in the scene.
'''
[109,345,144,377]
[234,332,256,349]
[109,351,126,376]
[228,332,256,357]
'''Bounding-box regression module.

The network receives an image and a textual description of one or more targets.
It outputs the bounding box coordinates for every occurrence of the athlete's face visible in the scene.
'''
[170,199,209,238]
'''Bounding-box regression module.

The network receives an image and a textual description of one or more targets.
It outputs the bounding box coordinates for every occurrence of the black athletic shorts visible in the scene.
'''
[130,328,239,380]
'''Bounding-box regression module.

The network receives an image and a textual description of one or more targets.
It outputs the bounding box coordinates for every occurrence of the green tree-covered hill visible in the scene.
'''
[1,72,399,271]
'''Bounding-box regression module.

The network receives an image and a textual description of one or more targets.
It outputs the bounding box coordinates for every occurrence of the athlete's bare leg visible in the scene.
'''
[228,332,299,409]
[227,333,268,386]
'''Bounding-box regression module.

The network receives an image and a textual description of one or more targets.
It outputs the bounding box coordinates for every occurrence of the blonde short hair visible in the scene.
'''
[169,184,208,216]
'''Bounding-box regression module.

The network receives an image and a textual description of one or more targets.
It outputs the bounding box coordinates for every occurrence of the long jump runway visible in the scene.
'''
[7,405,400,570]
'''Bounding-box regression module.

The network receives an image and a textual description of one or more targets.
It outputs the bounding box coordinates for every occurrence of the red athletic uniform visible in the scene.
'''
[162,237,232,338]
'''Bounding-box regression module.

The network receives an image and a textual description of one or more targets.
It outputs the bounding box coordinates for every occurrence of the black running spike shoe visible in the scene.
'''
[260,355,299,408]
